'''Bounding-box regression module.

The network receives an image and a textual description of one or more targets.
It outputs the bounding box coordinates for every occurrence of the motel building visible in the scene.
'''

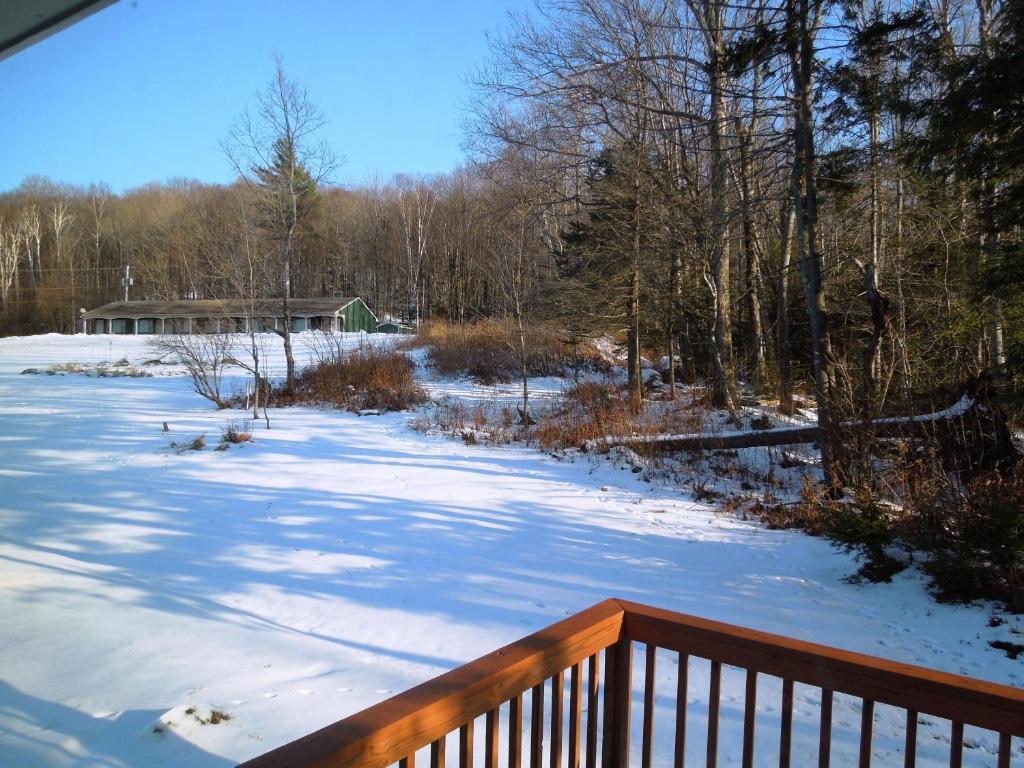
[82,298,378,335]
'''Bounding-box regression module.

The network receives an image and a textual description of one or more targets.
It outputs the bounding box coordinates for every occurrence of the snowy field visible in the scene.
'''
[0,333,1020,767]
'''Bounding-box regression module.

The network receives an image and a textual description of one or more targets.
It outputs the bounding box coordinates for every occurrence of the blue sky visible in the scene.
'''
[0,0,526,193]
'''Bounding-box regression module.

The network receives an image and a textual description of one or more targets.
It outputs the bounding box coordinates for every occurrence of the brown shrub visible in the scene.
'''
[406,319,608,384]
[753,500,828,535]
[411,399,515,444]
[534,381,684,451]
[221,419,253,444]
[275,347,425,413]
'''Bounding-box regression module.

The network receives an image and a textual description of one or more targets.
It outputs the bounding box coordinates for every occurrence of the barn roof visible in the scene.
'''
[83,298,362,319]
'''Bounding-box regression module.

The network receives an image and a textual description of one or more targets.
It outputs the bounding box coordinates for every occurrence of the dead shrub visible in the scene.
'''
[149,333,232,408]
[274,346,425,413]
[691,480,723,502]
[535,381,694,452]
[221,419,253,445]
[406,319,608,384]
[412,399,510,444]
[536,382,638,450]
[754,500,827,534]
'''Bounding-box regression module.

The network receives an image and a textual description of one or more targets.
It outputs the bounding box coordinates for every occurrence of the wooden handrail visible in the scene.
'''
[619,599,1024,735]
[240,598,1024,768]
[239,599,624,768]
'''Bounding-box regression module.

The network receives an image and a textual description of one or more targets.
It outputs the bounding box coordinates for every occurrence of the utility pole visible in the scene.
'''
[122,264,133,302]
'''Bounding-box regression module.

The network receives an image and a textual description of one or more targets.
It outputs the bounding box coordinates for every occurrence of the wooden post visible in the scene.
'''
[603,637,632,768]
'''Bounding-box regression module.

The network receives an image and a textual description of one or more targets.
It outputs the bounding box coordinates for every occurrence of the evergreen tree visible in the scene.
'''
[924,0,1024,371]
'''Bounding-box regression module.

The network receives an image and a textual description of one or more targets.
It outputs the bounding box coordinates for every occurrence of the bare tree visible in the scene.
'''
[0,220,18,309]
[88,184,109,295]
[50,199,75,331]
[208,189,274,424]
[486,157,543,423]
[17,207,42,290]
[150,331,233,408]
[686,0,743,410]
[395,175,438,326]
[787,0,841,487]
[224,56,337,391]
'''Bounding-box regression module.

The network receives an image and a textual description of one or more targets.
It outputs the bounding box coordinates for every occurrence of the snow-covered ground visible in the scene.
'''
[0,333,1020,767]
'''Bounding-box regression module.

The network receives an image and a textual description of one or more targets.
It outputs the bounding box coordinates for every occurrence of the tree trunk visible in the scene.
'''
[518,313,530,424]
[894,169,912,400]
[777,186,797,414]
[791,0,840,487]
[282,230,297,392]
[583,394,981,453]
[861,107,888,416]
[627,263,642,410]
[670,243,684,400]
[708,26,737,410]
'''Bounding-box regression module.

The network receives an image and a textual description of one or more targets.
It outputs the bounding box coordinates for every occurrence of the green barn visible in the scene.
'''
[335,297,378,333]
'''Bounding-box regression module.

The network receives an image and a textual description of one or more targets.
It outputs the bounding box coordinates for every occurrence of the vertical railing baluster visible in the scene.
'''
[461,722,474,768]
[674,654,689,768]
[486,708,500,768]
[586,654,600,768]
[603,637,633,768]
[949,722,963,768]
[432,737,447,768]
[779,679,793,768]
[707,660,721,768]
[642,645,657,768]
[401,754,417,768]
[741,670,757,768]
[532,683,545,768]
[552,671,564,768]
[818,689,833,768]
[998,733,1011,768]
[859,699,874,768]
[511,694,524,768]
[903,710,917,768]
[569,663,583,768]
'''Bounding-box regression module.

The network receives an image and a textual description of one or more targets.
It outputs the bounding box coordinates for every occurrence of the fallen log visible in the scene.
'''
[582,395,976,453]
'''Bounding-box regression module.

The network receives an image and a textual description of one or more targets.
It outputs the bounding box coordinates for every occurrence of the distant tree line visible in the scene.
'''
[1,0,1022,485]
[0,171,501,332]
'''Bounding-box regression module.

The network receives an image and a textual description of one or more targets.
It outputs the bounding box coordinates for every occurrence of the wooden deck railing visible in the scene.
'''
[239,598,1024,768]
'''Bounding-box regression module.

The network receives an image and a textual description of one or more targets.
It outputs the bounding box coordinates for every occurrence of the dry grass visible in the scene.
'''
[275,347,426,413]
[411,399,517,445]
[752,500,828,535]
[537,382,705,451]
[405,319,608,384]
[221,418,254,445]
[535,382,642,450]
[21,361,152,378]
